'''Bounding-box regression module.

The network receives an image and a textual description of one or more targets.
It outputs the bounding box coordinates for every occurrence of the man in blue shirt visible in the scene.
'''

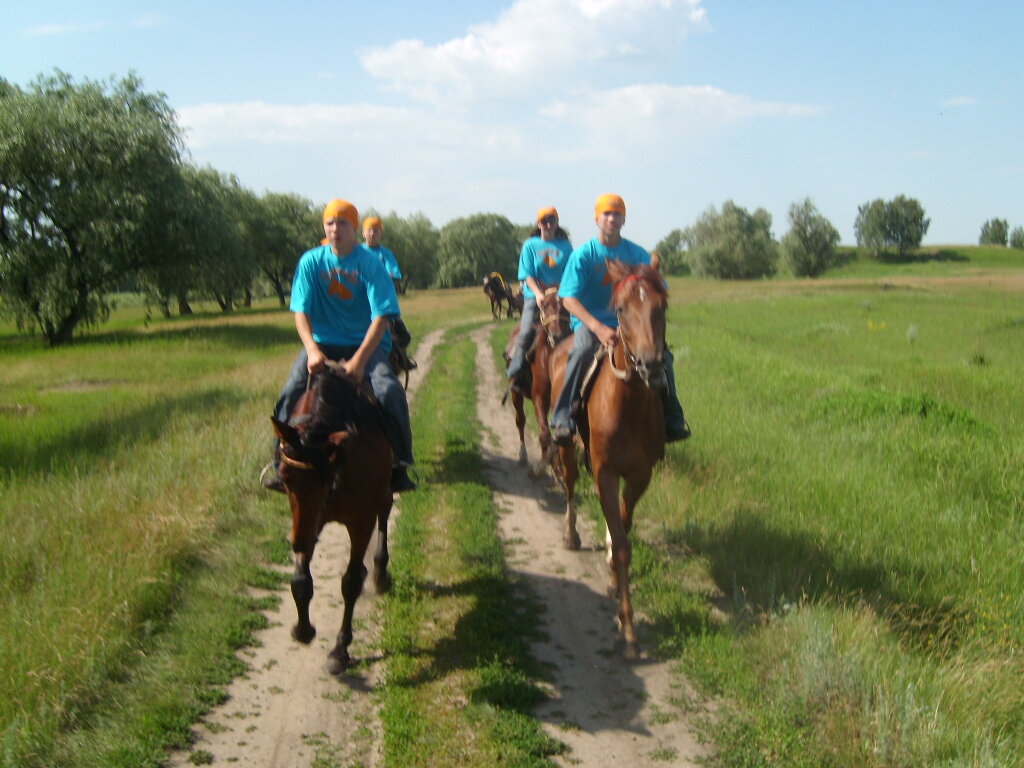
[550,193,689,446]
[262,199,416,493]
[363,215,416,373]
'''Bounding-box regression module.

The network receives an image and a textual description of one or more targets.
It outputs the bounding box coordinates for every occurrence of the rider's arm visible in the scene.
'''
[563,296,617,346]
[295,312,327,374]
[525,277,545,297]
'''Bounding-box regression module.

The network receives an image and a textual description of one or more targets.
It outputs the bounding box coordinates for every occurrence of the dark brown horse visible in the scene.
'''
[548,260,669,658]
[502,288,570,474]
[270,363,394,674]
[483,272,514,319]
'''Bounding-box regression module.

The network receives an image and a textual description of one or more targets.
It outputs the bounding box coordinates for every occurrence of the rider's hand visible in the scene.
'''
[306,347,327,374]
[595,323,617,347]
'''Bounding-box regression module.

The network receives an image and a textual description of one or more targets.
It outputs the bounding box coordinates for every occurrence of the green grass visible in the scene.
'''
[380,327,564,767]
[3,246,1024,767]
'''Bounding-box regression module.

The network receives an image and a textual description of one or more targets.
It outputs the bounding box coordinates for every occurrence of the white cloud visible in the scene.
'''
[941,96,976,108]
[358,0,708,106]
[541,83,824,153]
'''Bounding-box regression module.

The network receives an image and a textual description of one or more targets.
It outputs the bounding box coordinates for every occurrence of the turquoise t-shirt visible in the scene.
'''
[517,236,573,299]
[290,244,400,351]
[367,245,403,280]
[557,237,650,330]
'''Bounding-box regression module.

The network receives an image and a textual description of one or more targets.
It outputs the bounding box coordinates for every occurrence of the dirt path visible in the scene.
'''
[166,329,444,768]
[471,325,706,767]
[168,324,705,767]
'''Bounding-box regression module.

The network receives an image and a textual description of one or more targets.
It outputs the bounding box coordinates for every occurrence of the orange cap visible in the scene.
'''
[362,215,382,232]
[594,194,626,216]
[322,198,359,230]
[536,206,558,223]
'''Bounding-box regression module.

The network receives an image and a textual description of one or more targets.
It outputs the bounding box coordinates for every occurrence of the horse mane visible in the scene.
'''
[611,263,667,302]
[303,369,384,449]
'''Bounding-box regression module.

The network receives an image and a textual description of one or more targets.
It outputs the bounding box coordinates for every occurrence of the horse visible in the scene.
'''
[270,362,394,674]
[508,287,525,318]
[501,288,570,474]
[482,272,514,320]
[548,260,670,659]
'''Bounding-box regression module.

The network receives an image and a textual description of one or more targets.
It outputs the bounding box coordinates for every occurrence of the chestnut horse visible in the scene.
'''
[548,260,669,658]
[502,288,570,474]
[271,363,394,674]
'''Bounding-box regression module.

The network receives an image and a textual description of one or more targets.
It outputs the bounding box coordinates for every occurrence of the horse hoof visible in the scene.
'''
[374,570,393,594]
[563,532,581,551]
[292,624,316,644]
[623,640,641,661]
[327,649,351,676]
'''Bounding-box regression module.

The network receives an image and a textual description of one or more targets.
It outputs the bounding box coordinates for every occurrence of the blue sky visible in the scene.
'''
[3,0,1022,250]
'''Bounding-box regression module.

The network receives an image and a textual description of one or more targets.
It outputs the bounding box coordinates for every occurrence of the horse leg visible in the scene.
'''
[530,370,552,479]
[512,390,528,466]
[290,548,317,644]
[596,467,640,659]
[557,443,581,550]
[373,501,393,594]
[328,523,372,675]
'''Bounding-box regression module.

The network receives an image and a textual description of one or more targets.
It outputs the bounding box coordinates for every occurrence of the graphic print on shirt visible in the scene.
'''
[324,267,358,301]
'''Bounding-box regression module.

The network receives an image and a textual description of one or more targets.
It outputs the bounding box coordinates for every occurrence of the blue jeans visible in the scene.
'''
[549,326,686,436]
[505,297,539,380]
[274,344,414,466]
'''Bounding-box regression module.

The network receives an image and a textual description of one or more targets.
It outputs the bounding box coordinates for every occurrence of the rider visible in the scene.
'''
[261,198,416,493]
[549,193,690,447]
[505,206,573,391]
[362,215,417,373]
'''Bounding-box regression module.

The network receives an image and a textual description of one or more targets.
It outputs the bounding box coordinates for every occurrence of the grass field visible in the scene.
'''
[1,246,1022,767]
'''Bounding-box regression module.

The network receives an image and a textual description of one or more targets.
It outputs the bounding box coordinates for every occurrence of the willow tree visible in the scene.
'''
[0,71,182,344]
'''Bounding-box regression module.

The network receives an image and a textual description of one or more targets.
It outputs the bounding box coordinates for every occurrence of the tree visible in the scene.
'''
[653,228,692,275]
[979,218,1009,246]
[854,195,930,259]
[253,192,318,306]
[185,167,256,312]
[436,213,520,288]
[781,198,841,277]
[0,71,183,344]
[1010,226,1024,250]
[683,201,778,279]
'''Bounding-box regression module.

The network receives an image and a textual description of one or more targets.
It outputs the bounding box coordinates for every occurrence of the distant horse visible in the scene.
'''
[548,260,670,659]
[501,288,570,473]
[508,287,525,318]
[483,272,514,320]
[271,363,394,674]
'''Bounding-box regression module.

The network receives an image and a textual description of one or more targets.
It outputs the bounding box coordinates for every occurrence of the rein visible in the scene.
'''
[604,340,636,382]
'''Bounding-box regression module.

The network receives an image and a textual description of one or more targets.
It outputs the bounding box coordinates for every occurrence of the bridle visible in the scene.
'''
[605,274,666,387]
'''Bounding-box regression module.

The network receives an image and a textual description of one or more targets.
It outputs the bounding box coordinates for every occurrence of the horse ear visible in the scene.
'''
[271,417,302,449]
[605,258,631,284]
[326,430,351,448]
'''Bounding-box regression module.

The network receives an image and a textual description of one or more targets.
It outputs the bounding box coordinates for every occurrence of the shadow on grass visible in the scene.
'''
[0,386,251,478]
[0,320,297,354]
[665,507,975,652]
[875,248,968,264]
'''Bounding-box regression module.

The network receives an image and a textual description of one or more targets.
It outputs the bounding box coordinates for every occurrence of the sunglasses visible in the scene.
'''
[539,216,557,225]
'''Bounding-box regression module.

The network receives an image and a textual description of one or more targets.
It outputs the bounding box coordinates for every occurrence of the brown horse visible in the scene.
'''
[502,288,570,473]
[270,363,394,674]
[548,260,669,658]
[483,272,514,319]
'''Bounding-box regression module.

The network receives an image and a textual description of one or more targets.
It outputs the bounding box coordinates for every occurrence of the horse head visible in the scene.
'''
[538,287,570,346]
[607,260,668,389]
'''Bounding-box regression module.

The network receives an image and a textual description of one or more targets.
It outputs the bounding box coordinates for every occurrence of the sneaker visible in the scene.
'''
[390,466,418,493]
[551,424,574,447]
[260,462,286,493]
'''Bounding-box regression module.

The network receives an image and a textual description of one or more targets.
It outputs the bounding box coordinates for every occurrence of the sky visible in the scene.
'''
[3,0,1022,250]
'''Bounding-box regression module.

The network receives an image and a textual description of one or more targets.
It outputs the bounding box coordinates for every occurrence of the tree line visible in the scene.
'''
[0,72,537,345]
[978,218,1024,249]
[3,71,1017,346]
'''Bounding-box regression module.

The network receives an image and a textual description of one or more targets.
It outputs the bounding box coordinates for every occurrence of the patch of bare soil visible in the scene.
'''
[471,326,707,767]
[166,329,444,768]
